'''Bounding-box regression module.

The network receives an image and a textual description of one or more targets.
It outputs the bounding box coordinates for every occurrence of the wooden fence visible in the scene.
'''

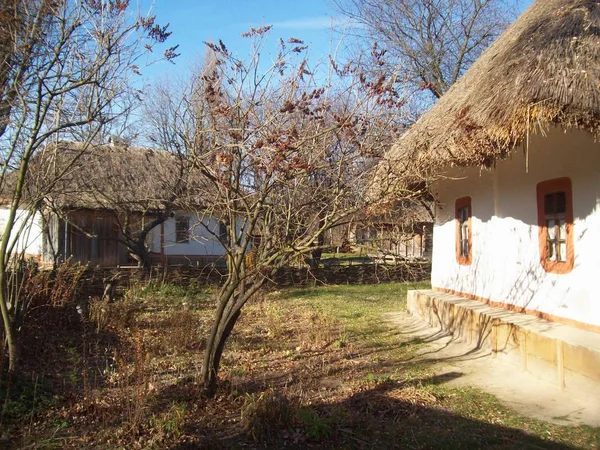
[75,261,431,299]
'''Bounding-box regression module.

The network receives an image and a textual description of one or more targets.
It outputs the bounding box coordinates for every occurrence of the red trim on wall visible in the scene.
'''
[455,196,472,266]
[432,287,600,334]
[536,177,574,274]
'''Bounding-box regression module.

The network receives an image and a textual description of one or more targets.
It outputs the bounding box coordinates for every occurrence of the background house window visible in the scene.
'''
[455,197,472,265]
[175,215,190,243]
[537,178,573,273]
[219,221,228,244]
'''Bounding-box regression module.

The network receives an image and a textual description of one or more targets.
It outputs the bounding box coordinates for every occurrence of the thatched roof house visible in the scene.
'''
[400,0,600,386]
[11,142,201,212]
[0,142,226,267]
[388,0,600,168]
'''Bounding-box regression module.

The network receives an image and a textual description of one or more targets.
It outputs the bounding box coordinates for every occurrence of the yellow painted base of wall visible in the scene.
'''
[407,290,600,390]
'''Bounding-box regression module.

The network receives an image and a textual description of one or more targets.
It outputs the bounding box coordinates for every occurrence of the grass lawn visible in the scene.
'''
[8,281,600,449]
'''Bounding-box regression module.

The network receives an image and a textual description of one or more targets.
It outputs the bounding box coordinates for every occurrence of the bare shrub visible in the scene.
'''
[163,310,203,353]
[241,389,295,442]
[88,298,139,333]
[106,333,153,434]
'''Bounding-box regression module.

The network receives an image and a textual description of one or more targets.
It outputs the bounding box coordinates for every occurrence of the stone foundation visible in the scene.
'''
[407,289,600,390]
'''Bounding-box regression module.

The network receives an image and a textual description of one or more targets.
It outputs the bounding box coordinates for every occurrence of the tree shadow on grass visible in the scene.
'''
[169,373,578,449]
[3,300,126,427]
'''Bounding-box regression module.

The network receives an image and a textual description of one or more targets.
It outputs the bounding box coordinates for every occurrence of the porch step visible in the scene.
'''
[407,290,600,390]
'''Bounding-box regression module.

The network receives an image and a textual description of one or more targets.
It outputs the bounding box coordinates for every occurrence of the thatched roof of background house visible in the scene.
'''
[387,0,600,168]
[365,198,434,227]
[10,142,205,212]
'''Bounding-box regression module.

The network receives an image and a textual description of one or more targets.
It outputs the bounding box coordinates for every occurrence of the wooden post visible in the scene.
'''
[519,330,528,371]
[557,340,566,390]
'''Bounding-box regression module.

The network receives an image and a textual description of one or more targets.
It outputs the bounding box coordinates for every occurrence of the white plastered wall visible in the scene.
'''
[148,213,228,256]
[432,127,600,327]
[0,209,44,257]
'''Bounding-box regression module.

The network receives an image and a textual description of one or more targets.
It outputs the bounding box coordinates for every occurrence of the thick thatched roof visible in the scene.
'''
[11,142,204,212]
[387,0,600,168]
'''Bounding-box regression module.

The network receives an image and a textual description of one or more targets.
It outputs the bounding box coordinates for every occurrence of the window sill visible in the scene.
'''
[541,259,573,274]
[456,256,472,266]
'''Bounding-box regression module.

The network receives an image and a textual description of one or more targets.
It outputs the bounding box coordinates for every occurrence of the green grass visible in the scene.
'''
[280,281,429,349]
[320,252,359,259]
[132,281,213,306]
[276,282,600,449]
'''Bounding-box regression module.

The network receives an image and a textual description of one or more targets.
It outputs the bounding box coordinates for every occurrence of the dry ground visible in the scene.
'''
[4,281,600,449]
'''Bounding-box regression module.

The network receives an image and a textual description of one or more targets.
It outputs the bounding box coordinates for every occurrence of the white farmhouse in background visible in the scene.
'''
[0,209,45,259]
[147,213,230,267]
[0,144,229,267]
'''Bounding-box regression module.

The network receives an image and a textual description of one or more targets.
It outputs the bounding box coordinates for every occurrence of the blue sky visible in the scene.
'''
[138,0,534,84]
[139,0,345,81]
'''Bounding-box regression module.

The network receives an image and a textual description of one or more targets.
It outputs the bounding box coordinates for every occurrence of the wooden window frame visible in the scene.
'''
[536,178,574,274]
[455,196,472,265]
[175,215,190,244]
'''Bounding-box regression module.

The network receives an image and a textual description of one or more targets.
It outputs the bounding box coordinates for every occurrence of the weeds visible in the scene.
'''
[296,406,331,439]
[7,280,600,450]
[241,389,294,442]
[1,376,56,424]
[88,297,139,333]
[147,402,188,441]
[133,281,210,301]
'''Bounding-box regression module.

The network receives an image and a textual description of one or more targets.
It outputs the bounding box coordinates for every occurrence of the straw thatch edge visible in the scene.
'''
[387,0,600,170]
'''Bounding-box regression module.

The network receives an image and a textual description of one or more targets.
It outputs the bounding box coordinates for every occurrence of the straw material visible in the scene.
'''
[387,0,600,168]
[11,142,199,211]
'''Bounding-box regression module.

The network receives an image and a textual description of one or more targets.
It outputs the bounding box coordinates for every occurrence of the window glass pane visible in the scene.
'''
[219,222,228,243]
[456,199,471,262]
[559,219,566,239]
[560,242,567,262]
[555,192,567,214]
[547,241,556,261]
[175,216,190,243]
[547,219,556,239]
[544,193,555,215]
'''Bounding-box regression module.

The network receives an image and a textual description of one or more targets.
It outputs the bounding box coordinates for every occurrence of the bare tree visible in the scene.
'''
[148,28,429,394]
[335,0,524,106]
[0,0,175,375]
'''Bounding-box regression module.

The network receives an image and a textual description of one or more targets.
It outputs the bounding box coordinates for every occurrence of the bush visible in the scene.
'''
[296,406,332,439]
[241,389,294,442]
[88,297,139,332]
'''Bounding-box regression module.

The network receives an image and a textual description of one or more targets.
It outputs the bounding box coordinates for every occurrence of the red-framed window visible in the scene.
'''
[536,178,574,274]
[455,197,472,265]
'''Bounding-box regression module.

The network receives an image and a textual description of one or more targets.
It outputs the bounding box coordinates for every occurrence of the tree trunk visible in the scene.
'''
[0,273,18,375]
[202,309,241,396]
[310,219,326,267]
[128,238,150,268]
[200,283,235,391]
